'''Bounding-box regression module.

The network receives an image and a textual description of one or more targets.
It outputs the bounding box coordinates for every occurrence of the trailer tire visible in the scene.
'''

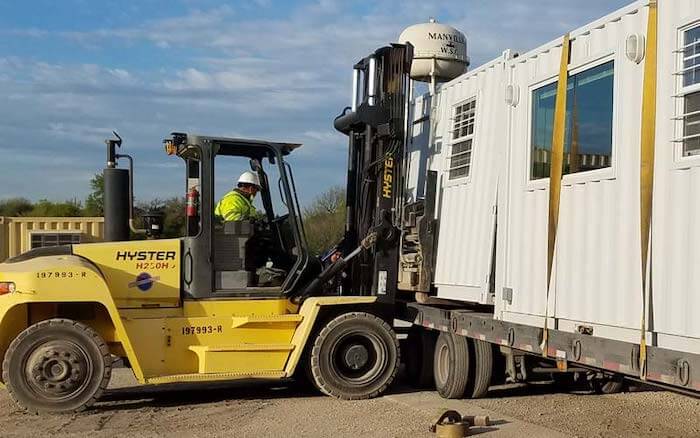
[310,312,399,400]
[468,339,493,398]
[591,376,625,394]
[405,327,436,388]
[433,332,469,399]
[2,318,112,414]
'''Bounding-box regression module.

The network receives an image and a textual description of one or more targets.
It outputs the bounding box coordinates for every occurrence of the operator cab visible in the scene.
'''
[165,133,317,299]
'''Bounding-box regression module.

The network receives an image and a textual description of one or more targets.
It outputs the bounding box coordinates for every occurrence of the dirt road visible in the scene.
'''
[1,369,698,437]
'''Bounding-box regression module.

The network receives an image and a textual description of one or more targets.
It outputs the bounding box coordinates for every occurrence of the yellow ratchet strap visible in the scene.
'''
[638,0,658,380]
[542,33,571,357]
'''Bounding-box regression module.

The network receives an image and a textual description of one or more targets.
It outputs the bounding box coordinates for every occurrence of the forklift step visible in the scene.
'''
[230,314,304,329]
[188,344,295,374]
[147,370,286,385]
[188,344,295,353]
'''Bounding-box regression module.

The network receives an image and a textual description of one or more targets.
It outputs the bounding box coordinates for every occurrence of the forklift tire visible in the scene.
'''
[404,327,436,388]
[310,312,399,400]
[433,332,469,399]
[468,339,493,398]
[2,318,112,414]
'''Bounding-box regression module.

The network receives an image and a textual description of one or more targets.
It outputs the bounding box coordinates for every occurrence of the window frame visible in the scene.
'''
[29,231,82,250]
[674,21,700,166]
[526,53,618,189]
[445,97,478,183]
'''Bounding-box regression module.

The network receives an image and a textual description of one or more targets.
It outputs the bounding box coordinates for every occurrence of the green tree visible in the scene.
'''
[84,173,104,216]
[161,197,186,238]
[303,186,346,256]
[28,199,83,217]
[0,198,34,217]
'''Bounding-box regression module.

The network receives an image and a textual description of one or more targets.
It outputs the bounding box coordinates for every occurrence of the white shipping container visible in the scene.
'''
[407,0,700,355]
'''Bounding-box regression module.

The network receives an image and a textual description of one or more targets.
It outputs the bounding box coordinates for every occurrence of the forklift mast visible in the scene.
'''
[334,44,414,304]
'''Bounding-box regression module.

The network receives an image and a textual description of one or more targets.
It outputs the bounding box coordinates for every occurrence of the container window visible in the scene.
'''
[683,92,700,156]
[449,99,476,180]
[30,233,81,249]
[679,26,700,157]
[683,26,700,87]
[531,61,614,180]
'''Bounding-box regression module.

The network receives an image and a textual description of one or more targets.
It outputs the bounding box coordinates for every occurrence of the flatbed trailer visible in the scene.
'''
[399,302,700,397]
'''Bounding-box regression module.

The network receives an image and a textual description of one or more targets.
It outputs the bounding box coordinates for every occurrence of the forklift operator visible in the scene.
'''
[215,171,261,222]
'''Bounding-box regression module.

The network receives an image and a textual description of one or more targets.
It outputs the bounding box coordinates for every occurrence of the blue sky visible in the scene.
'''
[0,0,631,207]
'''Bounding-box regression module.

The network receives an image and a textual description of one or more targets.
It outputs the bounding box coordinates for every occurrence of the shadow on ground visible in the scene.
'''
[95,378,319,412]
[92,369,655,414]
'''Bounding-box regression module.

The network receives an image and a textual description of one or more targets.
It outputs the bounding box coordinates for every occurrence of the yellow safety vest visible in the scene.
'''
[215,189,258,222]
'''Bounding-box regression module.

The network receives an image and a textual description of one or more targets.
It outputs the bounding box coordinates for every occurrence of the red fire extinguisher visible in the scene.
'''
[186,186,199,217]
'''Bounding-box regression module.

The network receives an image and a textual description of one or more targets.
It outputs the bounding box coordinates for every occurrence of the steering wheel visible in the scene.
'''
[272,213,290,225]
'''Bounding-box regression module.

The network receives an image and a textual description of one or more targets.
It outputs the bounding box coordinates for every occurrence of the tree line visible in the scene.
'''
[0,175,346,254]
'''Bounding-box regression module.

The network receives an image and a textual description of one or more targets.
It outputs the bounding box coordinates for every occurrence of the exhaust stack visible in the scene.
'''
[104,132,130,242]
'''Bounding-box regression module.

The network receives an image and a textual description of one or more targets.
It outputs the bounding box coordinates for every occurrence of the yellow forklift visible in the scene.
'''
[0,44,413,413]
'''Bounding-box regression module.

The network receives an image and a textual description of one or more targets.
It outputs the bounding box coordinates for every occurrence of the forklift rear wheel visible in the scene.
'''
[2,319,112,413]
[433,332,469,399]
[310,312,399,400]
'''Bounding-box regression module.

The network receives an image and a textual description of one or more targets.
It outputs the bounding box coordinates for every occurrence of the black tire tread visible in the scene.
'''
[469,339,493,398]
[434,332,469,399]
[2,318,112,414]
[596,378,625,394]
[405,327,436,389]
[310,312,400,400]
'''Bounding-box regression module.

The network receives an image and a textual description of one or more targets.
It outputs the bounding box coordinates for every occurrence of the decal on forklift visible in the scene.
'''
[116,250,177,262]
[128,272,160,292]
[181,325,223,335]
[135,261,175,270]
[382,157,394,198]
[36,271,88,279]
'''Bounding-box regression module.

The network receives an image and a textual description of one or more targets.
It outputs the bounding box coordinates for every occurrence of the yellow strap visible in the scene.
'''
[542,34,571,357]
[639,0,658,380]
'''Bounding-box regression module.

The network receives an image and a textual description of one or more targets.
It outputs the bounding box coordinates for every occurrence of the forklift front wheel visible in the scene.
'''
[2,318,112,414]
[310,312,400,400]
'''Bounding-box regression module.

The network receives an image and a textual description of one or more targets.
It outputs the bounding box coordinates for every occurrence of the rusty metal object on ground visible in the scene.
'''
[429,410,469,437]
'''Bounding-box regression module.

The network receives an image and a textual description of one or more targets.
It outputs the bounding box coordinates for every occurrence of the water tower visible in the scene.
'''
[399,18,469,94]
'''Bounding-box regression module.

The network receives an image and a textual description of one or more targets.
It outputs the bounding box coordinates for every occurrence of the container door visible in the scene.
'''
[433,62,508,304]
[652,1,700,348]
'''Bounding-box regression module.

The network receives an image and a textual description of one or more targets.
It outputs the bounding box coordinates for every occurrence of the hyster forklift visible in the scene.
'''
[0,44,414,413]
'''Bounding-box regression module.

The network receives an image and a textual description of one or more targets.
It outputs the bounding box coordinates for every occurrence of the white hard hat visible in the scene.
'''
[238,171,261,187]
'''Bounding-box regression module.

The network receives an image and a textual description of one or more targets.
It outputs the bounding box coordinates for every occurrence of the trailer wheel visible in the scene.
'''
[404,327,436,388]
[2,319,112,414]
[310,312,399,400]
[590,376,625,394]
[433,332,469,399]
[468,339,493,398]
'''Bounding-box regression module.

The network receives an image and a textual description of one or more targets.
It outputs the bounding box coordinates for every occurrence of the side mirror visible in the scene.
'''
[249,159,262,172]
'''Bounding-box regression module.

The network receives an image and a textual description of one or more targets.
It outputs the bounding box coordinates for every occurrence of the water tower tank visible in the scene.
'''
[399,19,468,83]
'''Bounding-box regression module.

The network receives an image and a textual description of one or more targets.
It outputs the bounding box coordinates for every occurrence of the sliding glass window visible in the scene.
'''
[531,61,614,179]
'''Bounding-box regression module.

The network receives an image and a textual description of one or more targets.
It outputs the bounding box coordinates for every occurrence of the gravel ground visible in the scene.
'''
[0,369,698,437]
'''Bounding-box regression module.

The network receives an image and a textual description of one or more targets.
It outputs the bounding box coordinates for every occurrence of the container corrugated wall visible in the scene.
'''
[499,3,648,335]
[0,217,104,262]
[652,0,700,347]
[410,0,700,353]
[432,58,511,304]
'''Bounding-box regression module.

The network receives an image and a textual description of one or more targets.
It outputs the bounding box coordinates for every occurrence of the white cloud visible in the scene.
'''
[0,0,633,204]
